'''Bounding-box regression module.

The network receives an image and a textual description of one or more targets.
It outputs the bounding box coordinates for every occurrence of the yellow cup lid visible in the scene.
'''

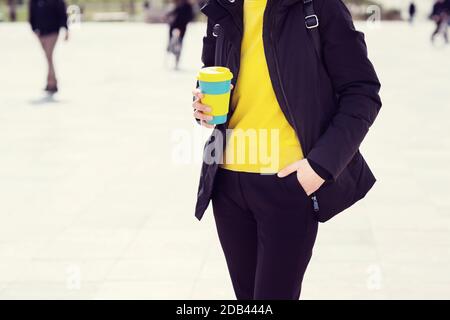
[197,66,233,82]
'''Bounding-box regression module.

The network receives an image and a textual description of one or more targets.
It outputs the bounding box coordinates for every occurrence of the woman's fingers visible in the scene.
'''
[192,88,216,128]
[194,110,213,122]
[192,89,212,119]
[192,89,211,112]
[193,101,211,113]
[192,88,204,99]
[277,160,301,178]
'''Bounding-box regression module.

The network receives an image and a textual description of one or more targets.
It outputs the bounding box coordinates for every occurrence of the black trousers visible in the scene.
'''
[211,168,319,300]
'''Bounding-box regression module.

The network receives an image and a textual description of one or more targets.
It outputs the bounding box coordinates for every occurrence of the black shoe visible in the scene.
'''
[45,85,58,94]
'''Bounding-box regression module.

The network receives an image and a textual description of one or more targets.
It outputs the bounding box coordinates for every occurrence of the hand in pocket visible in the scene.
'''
[278,159,325,196]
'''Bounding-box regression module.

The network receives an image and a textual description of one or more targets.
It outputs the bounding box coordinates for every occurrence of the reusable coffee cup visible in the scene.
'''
[197,66,233,125]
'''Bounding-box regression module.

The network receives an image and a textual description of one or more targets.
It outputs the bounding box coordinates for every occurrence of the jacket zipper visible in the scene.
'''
[214,24,225,66]
[311,194,320,212]
[268,1,320,212]
[268,4,304,151]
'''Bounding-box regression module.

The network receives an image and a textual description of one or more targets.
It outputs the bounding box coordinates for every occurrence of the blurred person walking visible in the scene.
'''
[7,0,17,21]
[431,0,449,44]
[166,0,194,69]
[29,0,69,94]
[143,0,152,22]
[408,2,416,24]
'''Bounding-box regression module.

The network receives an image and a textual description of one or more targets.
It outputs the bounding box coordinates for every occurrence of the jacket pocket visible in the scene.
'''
[314,166,357,223]
[285,172,310,199]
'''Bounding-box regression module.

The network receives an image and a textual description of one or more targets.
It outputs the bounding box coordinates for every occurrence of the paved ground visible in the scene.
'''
[0,21,449,300]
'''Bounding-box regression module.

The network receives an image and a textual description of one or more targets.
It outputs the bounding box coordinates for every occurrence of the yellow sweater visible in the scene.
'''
[221,0,303,174]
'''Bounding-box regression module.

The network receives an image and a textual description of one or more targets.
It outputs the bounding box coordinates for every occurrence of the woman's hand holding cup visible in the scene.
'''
[193,67,234,129]
[192,88,215,129]
[192,83,234,129]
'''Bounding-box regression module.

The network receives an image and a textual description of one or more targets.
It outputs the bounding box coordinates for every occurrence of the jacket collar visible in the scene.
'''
[201,0,236,21]
[280,0,302,6]
[215,0,302,6]
[201,0,302,19]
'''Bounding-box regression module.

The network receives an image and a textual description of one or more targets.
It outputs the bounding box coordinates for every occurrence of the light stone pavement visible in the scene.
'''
[0,21,449,300]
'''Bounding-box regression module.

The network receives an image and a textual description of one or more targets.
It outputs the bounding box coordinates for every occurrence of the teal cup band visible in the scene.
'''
[199,80,231,95]
[208,114,228,125]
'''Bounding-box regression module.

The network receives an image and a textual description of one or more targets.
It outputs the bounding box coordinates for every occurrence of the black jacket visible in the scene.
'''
[432,1,449,17]
[409,4,416,16]
[195,0,382,223]
[167,3,194,30]
[29,0,68,36]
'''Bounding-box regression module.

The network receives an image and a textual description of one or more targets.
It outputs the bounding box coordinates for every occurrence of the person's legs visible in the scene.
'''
[173,27,186,68]
[432,20,441,42]
[178,26,187,44]
[212,169,318,300]
[168,26,174,52]
[242,173,319,300]
[212,169,258,300]
[39,33,59,89]
[443,19,449,43]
